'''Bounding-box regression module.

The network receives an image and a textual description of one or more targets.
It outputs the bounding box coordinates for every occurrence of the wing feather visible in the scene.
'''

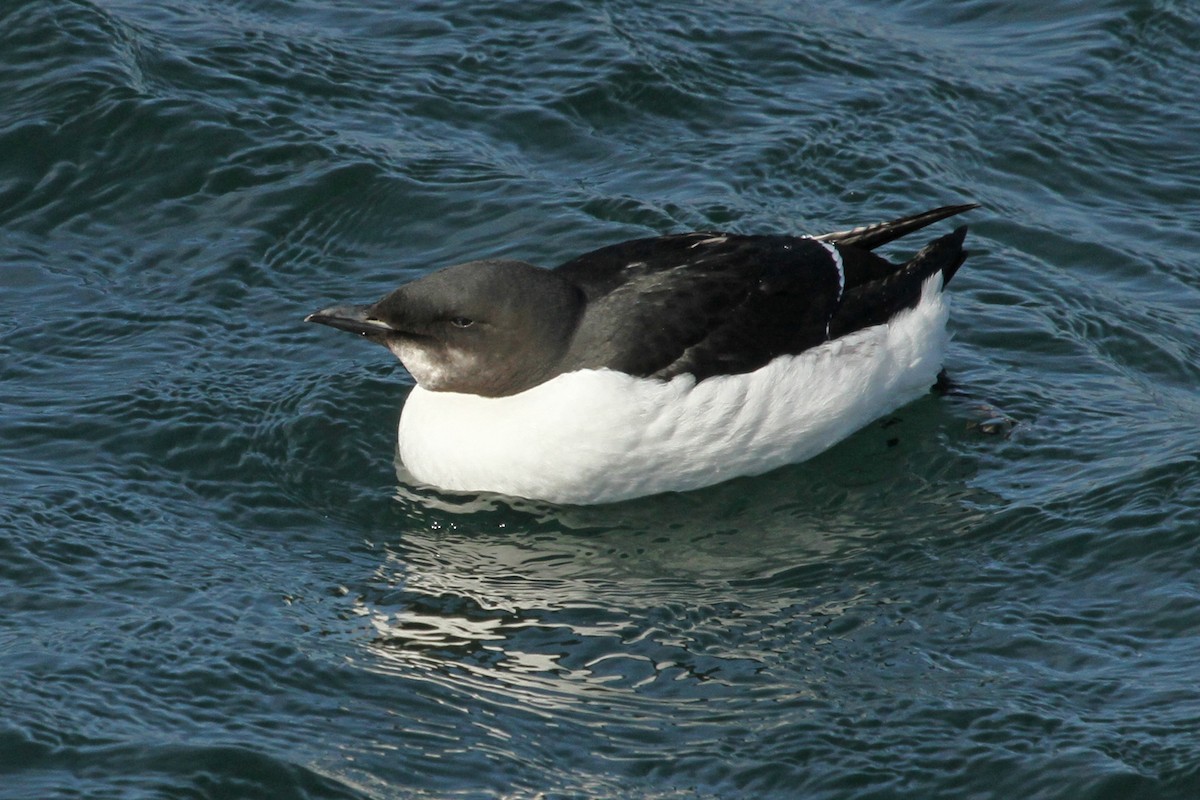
[551,209,974,383]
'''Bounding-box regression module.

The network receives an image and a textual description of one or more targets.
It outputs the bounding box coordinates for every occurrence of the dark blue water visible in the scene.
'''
[3,0,1199,797]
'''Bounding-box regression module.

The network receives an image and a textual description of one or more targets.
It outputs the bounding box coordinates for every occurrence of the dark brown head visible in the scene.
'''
[306,259,585,397]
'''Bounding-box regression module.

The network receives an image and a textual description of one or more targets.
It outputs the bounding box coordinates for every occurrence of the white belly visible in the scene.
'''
[397,274,950,504]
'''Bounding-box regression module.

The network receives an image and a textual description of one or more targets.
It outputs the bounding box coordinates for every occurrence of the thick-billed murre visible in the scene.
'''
[306,204,977,504]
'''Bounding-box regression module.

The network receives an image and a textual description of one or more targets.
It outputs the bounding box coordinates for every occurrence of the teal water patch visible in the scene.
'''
[2,0,1199,798]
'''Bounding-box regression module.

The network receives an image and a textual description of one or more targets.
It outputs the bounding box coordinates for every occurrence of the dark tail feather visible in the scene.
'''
[827,225,970,339]
[901,224,969,289]
[816,203,979,251]
[936,226,970,286]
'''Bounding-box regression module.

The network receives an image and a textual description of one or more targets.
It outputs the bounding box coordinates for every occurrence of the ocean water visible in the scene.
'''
[2,0,1199,797]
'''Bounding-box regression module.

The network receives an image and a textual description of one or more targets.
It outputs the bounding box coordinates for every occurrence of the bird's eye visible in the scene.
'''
[449,316,474,329]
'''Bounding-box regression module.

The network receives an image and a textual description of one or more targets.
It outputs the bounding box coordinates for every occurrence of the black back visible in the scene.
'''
[553,211,970,382]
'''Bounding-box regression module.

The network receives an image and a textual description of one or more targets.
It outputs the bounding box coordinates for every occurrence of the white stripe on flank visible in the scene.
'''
[818,240,845,337]
[818,240,845,300]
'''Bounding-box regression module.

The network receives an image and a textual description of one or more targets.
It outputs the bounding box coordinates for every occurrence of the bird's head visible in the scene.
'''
[306,259,584,397]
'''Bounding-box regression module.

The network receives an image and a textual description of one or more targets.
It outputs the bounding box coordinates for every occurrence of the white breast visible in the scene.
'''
[397,274,950,504]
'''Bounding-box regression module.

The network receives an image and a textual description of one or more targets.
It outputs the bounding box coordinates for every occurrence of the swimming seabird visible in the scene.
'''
[306,204,977,504]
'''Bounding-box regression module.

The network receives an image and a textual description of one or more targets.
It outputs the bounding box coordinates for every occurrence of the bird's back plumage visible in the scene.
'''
[553,205,973,383]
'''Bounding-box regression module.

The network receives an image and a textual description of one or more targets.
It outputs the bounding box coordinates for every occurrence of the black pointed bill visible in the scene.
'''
[304,304,393,338]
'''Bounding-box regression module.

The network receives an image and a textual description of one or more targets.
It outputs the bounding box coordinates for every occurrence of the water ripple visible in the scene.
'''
[4,0,1200,798]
